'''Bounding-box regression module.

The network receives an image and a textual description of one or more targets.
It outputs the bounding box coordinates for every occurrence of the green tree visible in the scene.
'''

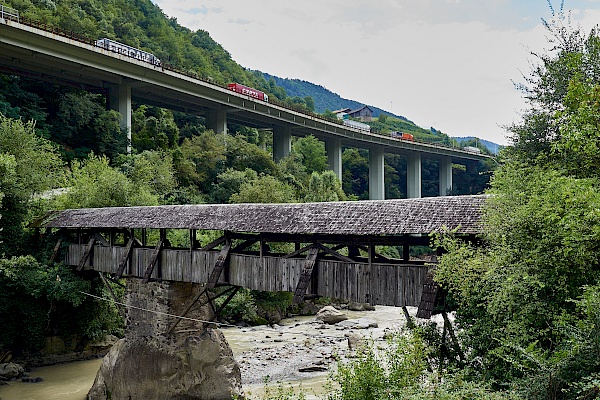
[53,154,158,209]
[209,168,257,204]
[292,135,328,175]
[229,174,296,204]
[304,170,346,202]
[0,115,64,256]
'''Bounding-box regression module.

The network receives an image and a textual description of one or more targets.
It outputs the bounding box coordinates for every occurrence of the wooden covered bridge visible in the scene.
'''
[38,195,485,318]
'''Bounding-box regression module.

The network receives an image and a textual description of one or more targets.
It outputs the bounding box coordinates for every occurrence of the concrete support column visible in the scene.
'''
[325,137,343,181]
[273,125,292,162]
[109,84,132,153]
[407,153,422,198]
[369,146,385,200]
[205,109,227,134]
[439,157,453,196]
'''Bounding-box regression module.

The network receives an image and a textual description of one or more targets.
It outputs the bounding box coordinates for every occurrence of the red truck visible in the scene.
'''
[227,83,269,102]
[390,131,414,141]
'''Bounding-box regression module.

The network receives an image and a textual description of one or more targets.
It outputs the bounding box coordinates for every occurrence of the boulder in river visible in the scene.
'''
[0,362,24,380]
[315,306,348,324]
[88,328,241,400]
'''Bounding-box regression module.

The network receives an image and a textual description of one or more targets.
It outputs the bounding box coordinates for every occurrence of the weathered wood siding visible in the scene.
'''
[66,244,428,306]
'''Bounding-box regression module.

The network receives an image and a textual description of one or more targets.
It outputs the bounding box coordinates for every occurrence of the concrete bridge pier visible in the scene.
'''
[273,125,292,162]
[205,109,228,134]
[369,146,385,200]
[88,278,243,400]
[439,157,453,196]
[407,153,422,199]
[325,137,343,181]
[108,84,132,154]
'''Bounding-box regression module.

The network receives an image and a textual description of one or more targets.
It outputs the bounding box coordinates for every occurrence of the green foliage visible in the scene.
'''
[292,135,328,175]
[304,171,346,202]
[132,105,179,151]
[0,115,64,256]
[327,330,513,400]
[116,150,177,202]
[209,168,258,204]
[53,154,158,209]
[0,256,91,352]
[230,174,297,204]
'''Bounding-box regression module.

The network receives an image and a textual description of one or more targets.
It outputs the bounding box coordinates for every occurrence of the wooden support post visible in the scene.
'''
[49,237,63,263]
[210,286,240,321]
[98,272,126,321]
[114,238,135,280]
[94,232,110,246]
[403,244,410,261]
[141,238,164,283]
[292,245,319,304]
[77,236,96,271]
[141,228,147,246]
[206,239,231,289]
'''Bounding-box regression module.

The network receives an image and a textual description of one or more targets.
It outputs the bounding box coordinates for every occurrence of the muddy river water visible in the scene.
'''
[0,306,420,400]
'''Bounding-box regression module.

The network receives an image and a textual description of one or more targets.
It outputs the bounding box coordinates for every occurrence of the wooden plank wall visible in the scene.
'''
[66,244,428,306]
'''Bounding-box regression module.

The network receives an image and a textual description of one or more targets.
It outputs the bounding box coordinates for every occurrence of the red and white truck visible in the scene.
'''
[227,83,269,102]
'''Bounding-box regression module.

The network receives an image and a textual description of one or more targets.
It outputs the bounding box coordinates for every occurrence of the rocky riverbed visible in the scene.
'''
[222,305,428,397]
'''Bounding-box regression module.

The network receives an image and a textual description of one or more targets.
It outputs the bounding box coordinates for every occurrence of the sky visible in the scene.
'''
[152,0,600,146]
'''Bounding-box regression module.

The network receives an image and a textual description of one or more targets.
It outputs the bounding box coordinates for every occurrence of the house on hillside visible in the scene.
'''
[332,105,374,122]
[332,108,351,119]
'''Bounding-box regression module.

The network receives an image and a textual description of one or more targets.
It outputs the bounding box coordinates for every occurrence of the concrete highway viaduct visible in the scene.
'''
[0,16,490,200]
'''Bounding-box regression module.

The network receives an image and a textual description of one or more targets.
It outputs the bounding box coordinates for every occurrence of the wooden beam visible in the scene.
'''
[94,233,110,246]
[206,239,231,289]
[77,236,96,271]
[141,238,164,283]
[98,272,126,321]
[293,246,320,304]
[210,286,240,322]
[283,243,313,259]
[315,243,354,263]
[114,238,135,280]
[49,237,63,263]
[200,236,227,251]
[232,238,258,252]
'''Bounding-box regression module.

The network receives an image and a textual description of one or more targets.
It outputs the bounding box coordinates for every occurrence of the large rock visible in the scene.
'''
[315,306,348,324]
[88,279,243,400]
[0,362,24,380]
[88,329,241,400]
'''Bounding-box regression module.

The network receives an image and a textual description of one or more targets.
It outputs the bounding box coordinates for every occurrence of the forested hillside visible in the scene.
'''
[260,72,406,119]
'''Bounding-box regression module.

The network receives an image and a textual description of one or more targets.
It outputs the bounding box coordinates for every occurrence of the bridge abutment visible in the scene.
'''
[88,278,243,400]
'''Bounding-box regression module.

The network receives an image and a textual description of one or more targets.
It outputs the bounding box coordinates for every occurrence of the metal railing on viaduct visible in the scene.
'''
[0,16,491,200]
[37,196,486,316]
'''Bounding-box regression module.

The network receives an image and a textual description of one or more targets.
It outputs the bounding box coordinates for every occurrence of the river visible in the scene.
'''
[0,306,419,400]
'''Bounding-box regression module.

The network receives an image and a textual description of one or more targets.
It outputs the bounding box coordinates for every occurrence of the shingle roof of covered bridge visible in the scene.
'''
[42,195,487,235]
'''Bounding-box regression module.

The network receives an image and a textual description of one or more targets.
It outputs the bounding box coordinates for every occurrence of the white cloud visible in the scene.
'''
[153,1,600,146]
